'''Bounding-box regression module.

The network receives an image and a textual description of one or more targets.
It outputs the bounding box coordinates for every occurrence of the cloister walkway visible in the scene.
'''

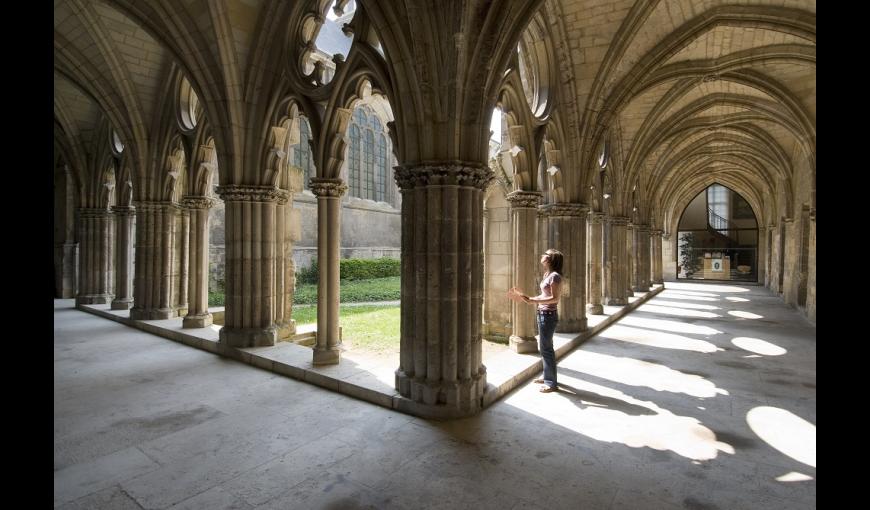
[54,281,815,509]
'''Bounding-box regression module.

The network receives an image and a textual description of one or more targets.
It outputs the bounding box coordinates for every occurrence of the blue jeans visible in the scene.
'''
[537,312,558,389]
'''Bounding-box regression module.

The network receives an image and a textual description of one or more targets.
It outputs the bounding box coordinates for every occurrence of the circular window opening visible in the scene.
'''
[179,78,199,130]
[301,0,356,85]
[110,129,124,155]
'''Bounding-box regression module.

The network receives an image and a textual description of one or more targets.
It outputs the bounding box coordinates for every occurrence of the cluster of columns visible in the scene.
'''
[214,186,290,347]
[309,178,346,364]
[393,164,490,417]
[75,209,115,305]
[130,203,183,320]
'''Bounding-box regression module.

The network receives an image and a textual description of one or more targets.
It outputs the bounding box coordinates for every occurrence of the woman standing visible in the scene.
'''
[508,248,563,393]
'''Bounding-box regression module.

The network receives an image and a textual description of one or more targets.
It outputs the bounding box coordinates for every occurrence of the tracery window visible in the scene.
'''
[294,119,315,188]
[346,105,393,205]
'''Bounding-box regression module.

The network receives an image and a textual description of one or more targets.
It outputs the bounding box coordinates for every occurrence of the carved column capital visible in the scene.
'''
[181,196,218,209]
[589,212,606,224]
[649,229,663,236]
[308,178,348,198]
[506,190,542,209]
[542,202,590,218]
[133,201,184,212]
[394,162,494,191]
[608,216,630,226]
[216,185,290,204]
[78,208,112,218]
[110,205,135,216]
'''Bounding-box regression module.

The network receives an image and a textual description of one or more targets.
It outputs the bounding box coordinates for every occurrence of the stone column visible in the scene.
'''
[507,190,542,354]
[309,179,346,364]
[805,210,815,321]
[131,203,181,320]
[605,216,630,306]
[633,225,651,292]
[280,203,301,339]
[650,229,663,284]
[58,242,78,298]
[181,197,215,328]
[394,163,491,418]
[586,212,605,314]
[548,203,589,332]
[765,225,775,288]
[626,223,636,296]
[111,206,135,309]
[76,208,114,305]
[215,186,287,347]
[179,209,190,316]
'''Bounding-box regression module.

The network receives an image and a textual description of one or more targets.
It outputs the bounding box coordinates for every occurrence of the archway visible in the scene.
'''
[676,184,759,282]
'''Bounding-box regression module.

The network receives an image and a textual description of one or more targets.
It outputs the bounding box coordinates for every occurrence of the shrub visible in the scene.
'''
[297,257,400,284]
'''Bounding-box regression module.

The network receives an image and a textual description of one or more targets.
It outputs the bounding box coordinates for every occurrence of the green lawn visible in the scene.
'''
[209,276,400,307]
[293,276,400,305]
[294,304,400,353]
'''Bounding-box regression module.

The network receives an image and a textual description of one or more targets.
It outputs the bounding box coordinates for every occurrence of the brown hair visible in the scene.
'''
[544,249,564,275]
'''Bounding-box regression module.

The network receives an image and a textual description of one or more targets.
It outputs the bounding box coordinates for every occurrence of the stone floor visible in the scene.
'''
[54,281,816,509]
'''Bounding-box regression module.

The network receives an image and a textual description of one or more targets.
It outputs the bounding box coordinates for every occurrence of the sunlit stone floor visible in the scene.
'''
[54,282,815,509]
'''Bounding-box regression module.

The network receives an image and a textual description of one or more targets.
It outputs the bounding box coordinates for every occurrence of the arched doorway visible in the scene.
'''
[676,184,759,282]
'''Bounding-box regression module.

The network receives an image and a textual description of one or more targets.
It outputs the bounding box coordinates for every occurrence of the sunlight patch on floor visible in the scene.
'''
[728,310,764,319]
[505,375,734,461]
[636,304,721,318]
[618,316,723,336]
[649,299,720,311]
[747,406,816,468]
[597,324,722,353]
[558,350,729,398]
[655,293,720,302]
[731,337,787,356]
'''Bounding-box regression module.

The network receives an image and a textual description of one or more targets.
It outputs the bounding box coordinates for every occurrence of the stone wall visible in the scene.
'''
[483,185,512,340]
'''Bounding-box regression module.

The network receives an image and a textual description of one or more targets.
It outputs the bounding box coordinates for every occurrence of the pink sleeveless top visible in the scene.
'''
[538,272,562,311]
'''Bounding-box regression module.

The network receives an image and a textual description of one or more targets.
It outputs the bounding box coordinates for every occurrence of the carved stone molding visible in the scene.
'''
[78,208,112,218]
[216,185,291,204]
[394,163,494,191]
[133,201,184,212]
[541,202,590,218]
[181,196,218,209]
[308,178,348,198]
[589,212,606,224]
[111,206,135,216]
[608,216,630,226]
[635,224,651,233]
[506,190,542,209]
[649,229,663,236]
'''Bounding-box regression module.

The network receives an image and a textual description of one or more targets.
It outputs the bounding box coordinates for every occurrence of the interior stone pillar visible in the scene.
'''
[805,210,815,321]
[76,208,114,305]
[281,204,301,339]
[548,203,588,332]
[627,223,636,296]
[650,229,663,284]
[507,190,542,354]
[765,224,775,289]
[59,242,78,298]
[182,197,215,328]
[586,212,605,314]
[606,216,630,305]
[111,206,135,309]
[215,186,286,347]
[309,179,346,364]
[394,163,490,418]
[633,224,651,292]
[131,203,180,320]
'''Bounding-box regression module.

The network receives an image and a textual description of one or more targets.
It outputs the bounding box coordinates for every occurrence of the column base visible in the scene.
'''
[510,335,539,354]
[183,313,213,328]
[111,298,133,310]
[633,284,651,292]
[394,369,487,419]
[586,303,604,315]
[277,320,297,340]
[76,294,112,305]
[312,346,342,365]
[129,308,177,320]
[219,326,277,347]
[556,318,587,333]
[606,297,627,306]
[653,279,664,284]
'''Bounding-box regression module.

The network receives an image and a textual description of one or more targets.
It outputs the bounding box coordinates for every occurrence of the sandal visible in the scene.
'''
[539,386,558,393]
